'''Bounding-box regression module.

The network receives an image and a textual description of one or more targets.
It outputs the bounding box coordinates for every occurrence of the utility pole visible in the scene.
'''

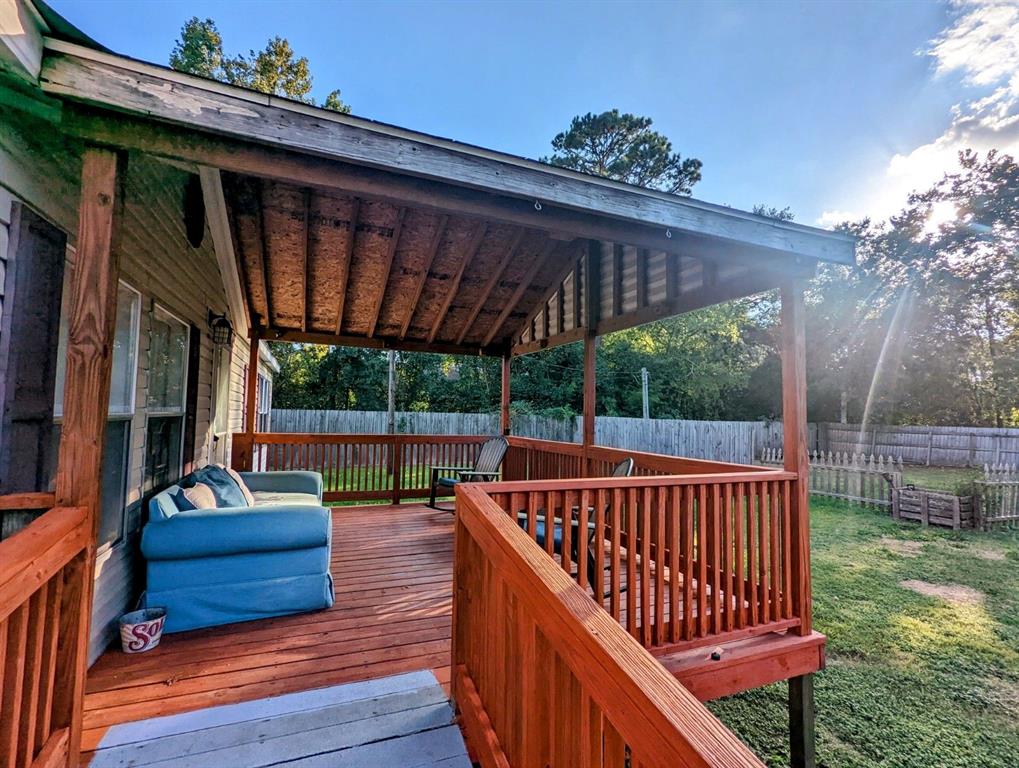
[641,367,650,420]
[386,350,396,475]
[387,350,397,435]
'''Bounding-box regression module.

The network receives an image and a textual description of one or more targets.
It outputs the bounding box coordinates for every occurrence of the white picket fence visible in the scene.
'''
[976,464,1019,529]
[759,448,903,509]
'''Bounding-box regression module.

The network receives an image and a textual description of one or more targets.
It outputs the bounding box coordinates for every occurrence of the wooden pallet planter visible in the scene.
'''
[760,449,901,509]
[892,488,973,530]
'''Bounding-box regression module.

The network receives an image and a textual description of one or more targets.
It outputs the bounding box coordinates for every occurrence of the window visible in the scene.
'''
[55,282,141,417]
[211,344,232,435]
[256,372,272,432]
[145,306,189,491]
[54,279,141,549]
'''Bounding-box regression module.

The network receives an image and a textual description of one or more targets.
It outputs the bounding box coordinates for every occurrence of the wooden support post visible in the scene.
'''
[789,674,817,768]
[581,241,602,474]
[781,280,812,635]
[500,354,511,435]
[52,146,126,764]
[583,334,596,451]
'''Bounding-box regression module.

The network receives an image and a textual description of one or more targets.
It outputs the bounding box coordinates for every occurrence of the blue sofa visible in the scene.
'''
[141,469,334,633]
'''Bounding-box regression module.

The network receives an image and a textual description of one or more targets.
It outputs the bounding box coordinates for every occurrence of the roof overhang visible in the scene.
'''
[5,33,855,357]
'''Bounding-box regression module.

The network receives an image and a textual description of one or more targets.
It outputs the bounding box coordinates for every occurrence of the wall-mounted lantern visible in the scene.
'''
[207,311,234,347]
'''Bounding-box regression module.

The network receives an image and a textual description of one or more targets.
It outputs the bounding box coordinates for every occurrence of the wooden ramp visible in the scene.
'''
[82,670,470,767]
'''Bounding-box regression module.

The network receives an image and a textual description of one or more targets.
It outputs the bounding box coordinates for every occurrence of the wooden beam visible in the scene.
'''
[510,242,582,344]
[636,248,649,308]
[221,174,269,328]
[59,105,833,279]
[428,222,485,344]
[52,146,125,763]
[256,180,273,328]
[400,214,447,339]
[335,197,360,335]
[198,167,249,336]
[298,187,310,332]
[244,330,260,435]
[582,334,596,450]
[269,327,506,358]
[781,280,811,636]
[612,243,624,317]
[456,228,525,345]
[585,240,602,331]
[43,43,855,266]
[511,326,587,357]
[595,268,778,337]
[482,240,556,347]
[500,354,511,435]
[665,251,680,302]
[367,207,406,338]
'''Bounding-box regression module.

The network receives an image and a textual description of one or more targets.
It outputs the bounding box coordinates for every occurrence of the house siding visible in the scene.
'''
[1,114,256,662]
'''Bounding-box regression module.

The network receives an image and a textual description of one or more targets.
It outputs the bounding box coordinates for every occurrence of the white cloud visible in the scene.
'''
[817,0,1019,227]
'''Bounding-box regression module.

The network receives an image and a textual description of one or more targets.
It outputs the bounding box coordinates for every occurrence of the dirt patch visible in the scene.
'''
[972,547,1006,561]
[900,579,985,605]
[881,537,923,557]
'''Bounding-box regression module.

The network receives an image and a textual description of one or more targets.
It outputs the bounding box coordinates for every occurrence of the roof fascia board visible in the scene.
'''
[40,38,855,265]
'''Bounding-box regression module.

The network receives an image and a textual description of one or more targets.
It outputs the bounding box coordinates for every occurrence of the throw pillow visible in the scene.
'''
[181,482,217,510]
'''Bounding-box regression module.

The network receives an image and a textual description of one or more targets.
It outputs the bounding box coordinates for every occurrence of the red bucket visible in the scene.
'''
[119,607,167,654]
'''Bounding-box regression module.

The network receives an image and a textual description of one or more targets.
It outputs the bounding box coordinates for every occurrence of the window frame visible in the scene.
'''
[144,303,190,490]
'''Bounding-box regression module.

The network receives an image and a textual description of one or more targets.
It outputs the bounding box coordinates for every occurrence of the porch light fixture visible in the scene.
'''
[207,311,234,346]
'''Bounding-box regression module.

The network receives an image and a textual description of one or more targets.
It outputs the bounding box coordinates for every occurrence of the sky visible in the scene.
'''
[50,0,1019,228]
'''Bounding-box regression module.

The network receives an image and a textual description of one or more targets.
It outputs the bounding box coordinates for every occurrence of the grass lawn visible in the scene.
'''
[709,498,1019,767]
[900,465,983,494]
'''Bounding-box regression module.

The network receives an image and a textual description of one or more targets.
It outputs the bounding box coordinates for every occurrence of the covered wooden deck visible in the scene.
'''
[81,504,456,755]
[83,493,824,761]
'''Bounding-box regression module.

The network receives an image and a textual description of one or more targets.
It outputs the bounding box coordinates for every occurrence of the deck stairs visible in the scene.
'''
[82,670,470,767]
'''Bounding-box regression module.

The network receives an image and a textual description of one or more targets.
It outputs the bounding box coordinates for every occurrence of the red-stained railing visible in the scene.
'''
[0,502,91,768]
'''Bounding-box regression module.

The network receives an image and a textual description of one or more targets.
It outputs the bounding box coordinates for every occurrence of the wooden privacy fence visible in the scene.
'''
[234,433,489,503]
[0,502,91,768]
[272,410,1019,468]
[975,464,1019,530]
[820,423,1019,467]
[271,409,795,464]
[453,483,764,768]
[760,449,902,509]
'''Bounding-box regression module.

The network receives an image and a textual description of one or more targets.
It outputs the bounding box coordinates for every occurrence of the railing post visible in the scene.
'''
[781,280,812,636]
[52,147,126,765]
[391,436,403,504]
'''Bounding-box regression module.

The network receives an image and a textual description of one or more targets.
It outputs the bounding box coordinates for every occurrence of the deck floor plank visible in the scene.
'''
[83,504,455,750]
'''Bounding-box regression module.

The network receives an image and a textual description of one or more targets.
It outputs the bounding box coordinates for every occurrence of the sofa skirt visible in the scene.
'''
[143,571,334,633]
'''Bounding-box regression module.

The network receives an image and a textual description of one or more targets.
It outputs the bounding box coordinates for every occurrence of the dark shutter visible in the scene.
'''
[0,203,66,494]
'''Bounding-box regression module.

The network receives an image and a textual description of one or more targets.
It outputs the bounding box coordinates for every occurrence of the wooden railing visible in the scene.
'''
[0,504,91,768]
[480,471,803,652]
[504,436,764,481]
[453,484,764,767]
[232,432,488,503]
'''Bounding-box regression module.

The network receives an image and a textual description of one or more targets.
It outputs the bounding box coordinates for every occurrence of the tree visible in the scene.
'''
[543,110,702,195]
[169,18,223,79]
[169,17,350,111]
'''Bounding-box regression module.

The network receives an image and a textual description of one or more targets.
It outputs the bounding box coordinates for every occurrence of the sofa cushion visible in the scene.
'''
[251,490,323,507]
[142,505,331,560]
[152,487,184,521]
[189,465,249,508]
[147,546,331,591]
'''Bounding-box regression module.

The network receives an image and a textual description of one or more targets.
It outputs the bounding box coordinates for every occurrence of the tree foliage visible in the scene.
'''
[169,17,350,112]
[543,110,702,195]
